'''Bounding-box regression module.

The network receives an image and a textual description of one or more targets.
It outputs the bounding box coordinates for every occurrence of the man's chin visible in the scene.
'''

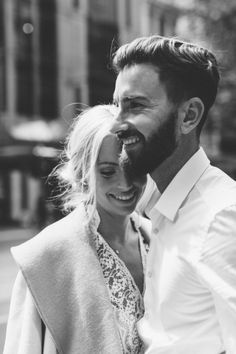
[119,145,157,177]
[122,158,151,178]
[132,160,155,177]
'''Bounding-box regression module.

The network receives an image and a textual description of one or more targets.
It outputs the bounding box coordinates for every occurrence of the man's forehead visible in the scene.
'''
[113,75,148,102]
[114,66,143,90]
[113,64,161,102]
[113,83,160,106]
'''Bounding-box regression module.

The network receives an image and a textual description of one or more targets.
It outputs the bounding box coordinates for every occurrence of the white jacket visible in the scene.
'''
[3,205,124,354]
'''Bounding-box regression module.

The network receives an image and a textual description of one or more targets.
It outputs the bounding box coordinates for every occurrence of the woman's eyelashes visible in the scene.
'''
[99,168,117,178]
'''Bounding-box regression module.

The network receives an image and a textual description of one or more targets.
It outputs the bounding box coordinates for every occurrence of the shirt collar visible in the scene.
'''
[147,147,210,222]
[144,184,161,217]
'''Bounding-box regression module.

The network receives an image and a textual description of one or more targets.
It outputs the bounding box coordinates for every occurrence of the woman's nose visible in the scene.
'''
[118,171,132,189]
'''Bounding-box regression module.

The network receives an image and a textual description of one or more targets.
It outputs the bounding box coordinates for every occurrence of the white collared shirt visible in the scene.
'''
[138,148,236,354]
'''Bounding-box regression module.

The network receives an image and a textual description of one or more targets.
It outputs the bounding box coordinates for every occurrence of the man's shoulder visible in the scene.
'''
[196,164,236,214]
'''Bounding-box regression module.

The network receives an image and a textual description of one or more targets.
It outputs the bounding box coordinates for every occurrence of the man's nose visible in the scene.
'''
[111,121,130,135]
[110,107,128,133]
[110,120,120,134]
[110,109,120,133]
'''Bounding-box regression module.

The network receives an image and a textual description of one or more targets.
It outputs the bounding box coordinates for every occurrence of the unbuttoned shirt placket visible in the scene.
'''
[144,209,170,340]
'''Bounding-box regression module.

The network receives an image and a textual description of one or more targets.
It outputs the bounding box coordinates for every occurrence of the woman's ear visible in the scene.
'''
[179,97,204,135]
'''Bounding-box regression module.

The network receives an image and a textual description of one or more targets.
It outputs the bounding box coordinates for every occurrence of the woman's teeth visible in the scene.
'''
[111,192,135,201]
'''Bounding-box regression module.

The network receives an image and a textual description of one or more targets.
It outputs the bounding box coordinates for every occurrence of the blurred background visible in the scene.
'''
[0,0,236,350]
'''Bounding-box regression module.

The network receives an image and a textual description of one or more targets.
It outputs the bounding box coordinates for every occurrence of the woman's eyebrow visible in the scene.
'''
[97,162,118,166]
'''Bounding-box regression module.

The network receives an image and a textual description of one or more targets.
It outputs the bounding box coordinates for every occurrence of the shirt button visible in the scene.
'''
[153,228,158,234]
[147,271,152,278]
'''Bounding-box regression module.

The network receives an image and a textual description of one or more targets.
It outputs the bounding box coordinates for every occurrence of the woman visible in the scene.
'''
[3,105,151,354]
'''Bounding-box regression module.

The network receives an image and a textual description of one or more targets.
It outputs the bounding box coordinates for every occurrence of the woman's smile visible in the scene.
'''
[96,134,145,216]
[108,189,136,202]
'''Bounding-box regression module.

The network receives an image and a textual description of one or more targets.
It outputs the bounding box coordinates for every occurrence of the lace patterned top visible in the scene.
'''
[93,218,149,354]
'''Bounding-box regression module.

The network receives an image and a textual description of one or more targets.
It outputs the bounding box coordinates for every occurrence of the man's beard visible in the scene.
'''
[119,110,178,178]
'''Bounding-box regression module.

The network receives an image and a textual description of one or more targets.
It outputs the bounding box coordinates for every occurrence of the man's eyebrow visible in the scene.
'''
[113,95,148,104]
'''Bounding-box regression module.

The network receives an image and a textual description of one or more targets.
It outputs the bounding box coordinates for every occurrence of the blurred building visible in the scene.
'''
[0,0,119,226]
[0,0,235,226]
[0,0,88,225]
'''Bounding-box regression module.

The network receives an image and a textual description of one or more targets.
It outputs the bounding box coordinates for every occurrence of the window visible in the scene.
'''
[125,0,131,27]
[0,0,6,111]
[14,0,34,116]
[39,0,58,119]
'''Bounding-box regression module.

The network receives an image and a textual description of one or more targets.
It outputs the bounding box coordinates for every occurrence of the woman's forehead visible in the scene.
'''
[98,134,121,164]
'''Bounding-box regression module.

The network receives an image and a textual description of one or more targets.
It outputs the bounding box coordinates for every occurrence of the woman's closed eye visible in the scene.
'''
[99,168,117,178]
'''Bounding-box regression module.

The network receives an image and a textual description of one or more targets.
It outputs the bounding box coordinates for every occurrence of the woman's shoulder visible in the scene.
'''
[11,205,89,270]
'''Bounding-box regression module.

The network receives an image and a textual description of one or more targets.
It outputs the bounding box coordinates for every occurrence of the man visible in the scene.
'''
[111,35,236,354]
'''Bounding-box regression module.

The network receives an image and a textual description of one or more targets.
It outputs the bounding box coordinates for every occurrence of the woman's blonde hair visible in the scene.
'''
[54,104,117,222]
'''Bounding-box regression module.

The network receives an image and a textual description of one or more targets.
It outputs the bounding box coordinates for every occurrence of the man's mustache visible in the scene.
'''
[116,128,132,139]
[114,122,138,140]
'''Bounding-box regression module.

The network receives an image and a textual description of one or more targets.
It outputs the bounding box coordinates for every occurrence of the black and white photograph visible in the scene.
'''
[0,0,236,353]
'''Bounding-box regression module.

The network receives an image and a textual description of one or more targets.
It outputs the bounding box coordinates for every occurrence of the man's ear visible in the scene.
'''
[179,97,204,135]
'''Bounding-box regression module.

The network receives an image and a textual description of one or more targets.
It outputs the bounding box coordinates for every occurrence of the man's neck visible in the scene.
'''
[150,142,199,194]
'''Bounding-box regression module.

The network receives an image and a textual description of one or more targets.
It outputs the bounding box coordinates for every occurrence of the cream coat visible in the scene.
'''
[3,205,126,354]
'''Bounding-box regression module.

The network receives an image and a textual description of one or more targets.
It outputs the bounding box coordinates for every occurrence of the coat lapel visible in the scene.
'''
[11,206,122,354]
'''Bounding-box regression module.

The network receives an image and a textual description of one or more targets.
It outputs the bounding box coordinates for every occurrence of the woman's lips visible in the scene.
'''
[109,191,135,201]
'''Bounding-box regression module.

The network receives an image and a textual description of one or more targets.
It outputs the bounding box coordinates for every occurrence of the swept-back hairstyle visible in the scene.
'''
[54,104,117,222]
[112,35,220,133]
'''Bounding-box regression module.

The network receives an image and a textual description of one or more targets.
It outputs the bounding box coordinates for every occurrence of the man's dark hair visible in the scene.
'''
[112,35,220,133]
